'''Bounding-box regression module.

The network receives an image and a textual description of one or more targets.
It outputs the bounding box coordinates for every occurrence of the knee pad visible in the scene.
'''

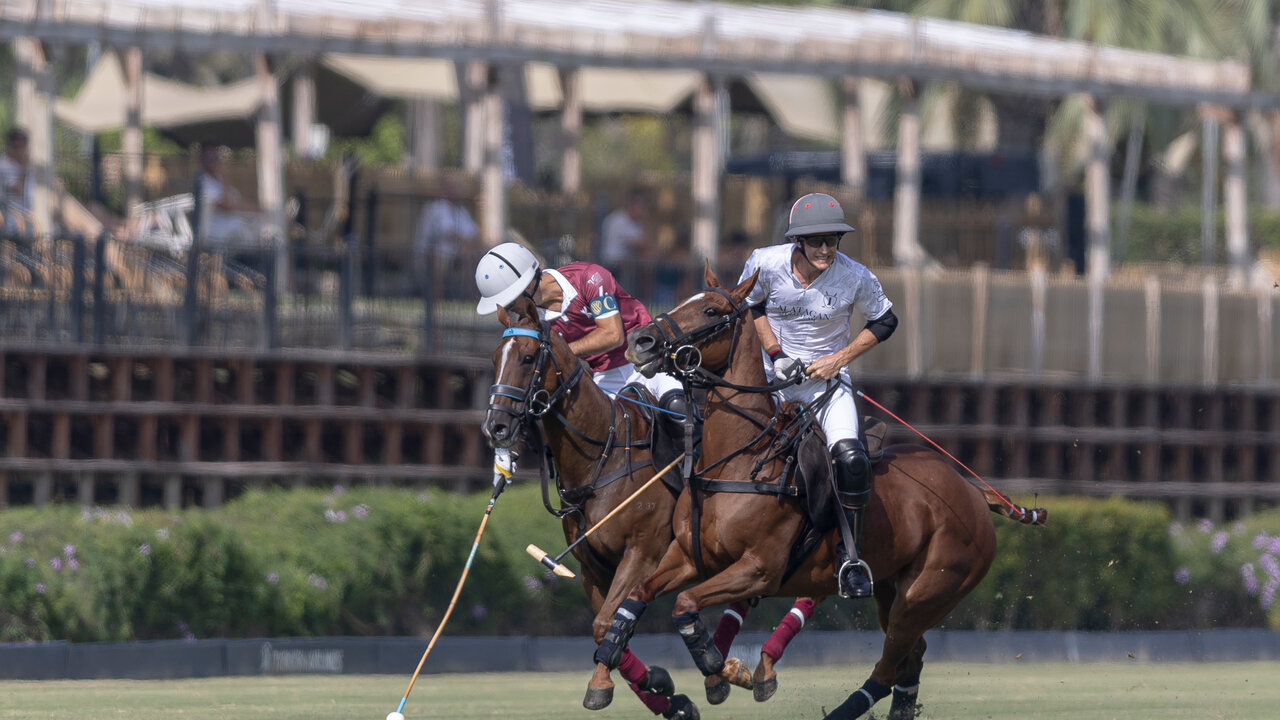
[832,438,872,505]
[658,390,689,421]
[672,610,724,676]
[594,598,648,669]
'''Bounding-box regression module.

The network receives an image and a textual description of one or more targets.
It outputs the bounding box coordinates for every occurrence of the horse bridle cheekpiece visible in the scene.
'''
[488,323,582,423]
[651,287,749,376]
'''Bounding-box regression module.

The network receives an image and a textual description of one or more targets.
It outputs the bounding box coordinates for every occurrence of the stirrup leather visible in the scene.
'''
[837,557,874,599]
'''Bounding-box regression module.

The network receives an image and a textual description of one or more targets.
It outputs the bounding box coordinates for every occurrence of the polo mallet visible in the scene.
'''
[386,462,513,720]
[525,452,685,579]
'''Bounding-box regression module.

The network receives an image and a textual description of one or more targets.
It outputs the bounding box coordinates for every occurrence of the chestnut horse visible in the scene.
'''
[584,268,1044,720]
[483,296,770,719]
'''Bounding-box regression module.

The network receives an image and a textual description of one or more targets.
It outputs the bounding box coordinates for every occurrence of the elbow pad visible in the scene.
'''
[864,309,898,342]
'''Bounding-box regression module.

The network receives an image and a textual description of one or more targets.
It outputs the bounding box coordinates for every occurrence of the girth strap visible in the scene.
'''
[693,478,799,496]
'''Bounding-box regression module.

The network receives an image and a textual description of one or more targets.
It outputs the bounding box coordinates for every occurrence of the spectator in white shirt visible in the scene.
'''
[195,143,257,245]
[598,188,649,272]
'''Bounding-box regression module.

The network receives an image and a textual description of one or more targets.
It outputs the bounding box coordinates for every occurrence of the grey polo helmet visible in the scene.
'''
[475,242,540,315]
[784,192,856,237]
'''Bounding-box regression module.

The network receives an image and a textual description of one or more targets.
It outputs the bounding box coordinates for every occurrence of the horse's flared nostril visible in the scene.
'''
[633,334,655,356]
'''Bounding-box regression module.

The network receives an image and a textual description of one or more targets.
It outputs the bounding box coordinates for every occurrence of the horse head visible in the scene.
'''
[626,262,759,378]
[483,295,584,449]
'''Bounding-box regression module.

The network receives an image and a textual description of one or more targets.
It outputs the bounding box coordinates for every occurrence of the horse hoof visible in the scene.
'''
[753,676,778,703]
[643,665,675,697]
[663,694,700,720]
[704,678,730,705]
[583,686,614,711]
[725,656,754,690]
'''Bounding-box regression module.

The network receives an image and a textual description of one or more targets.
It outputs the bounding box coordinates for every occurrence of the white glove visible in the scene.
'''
[493,448,517,487]
[772,355,805,384]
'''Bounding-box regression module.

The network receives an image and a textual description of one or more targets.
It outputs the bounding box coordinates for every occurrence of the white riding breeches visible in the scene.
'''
[771,370,860,449]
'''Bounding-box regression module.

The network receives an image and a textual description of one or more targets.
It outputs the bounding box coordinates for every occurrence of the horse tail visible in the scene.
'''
[978,487,1047,526]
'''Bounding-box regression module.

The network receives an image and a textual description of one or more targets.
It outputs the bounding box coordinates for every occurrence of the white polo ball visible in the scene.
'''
[386,712,405,720]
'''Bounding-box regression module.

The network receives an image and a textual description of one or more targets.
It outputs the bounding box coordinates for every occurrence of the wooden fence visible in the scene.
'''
[2,345,1277,521]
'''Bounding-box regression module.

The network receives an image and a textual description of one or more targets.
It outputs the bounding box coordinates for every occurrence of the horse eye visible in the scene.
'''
[703,306,719,317]
[521,354,535,364]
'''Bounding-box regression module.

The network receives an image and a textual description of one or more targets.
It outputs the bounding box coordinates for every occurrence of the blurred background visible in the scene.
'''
[1,0,1279,649]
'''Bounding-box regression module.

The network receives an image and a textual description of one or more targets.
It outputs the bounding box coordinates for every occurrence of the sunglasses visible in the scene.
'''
[801,235,842,249]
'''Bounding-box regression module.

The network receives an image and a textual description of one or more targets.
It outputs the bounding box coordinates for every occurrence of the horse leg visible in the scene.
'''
[887,636,926,720]
[587,542,701,712]
[587,552,691,717]
[823,570,971,720]
[667,557,781,701]
[702,601,755,705]
[752,596,819,702]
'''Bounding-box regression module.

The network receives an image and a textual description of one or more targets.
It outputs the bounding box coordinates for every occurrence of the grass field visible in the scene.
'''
[0,662,1275,720]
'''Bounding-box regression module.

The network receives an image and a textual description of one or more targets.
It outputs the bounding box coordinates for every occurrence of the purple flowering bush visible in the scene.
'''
[941,497,1276,631]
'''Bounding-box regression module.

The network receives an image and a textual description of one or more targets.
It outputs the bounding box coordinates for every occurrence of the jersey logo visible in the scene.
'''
[822,291,838,308]
[589,294,619,317]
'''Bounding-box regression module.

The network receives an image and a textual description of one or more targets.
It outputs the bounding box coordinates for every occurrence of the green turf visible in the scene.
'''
[0,662,1274,719]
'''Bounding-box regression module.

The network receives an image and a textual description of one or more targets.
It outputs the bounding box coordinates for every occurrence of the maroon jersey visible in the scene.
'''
[542,263,652,372]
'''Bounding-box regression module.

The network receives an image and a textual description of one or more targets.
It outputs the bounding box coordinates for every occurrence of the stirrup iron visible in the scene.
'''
[838,557,874,599]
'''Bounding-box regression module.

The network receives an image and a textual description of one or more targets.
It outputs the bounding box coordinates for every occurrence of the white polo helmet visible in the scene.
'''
[475,242,540,315]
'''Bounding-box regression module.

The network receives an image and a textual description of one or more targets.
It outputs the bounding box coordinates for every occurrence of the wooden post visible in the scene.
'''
[558,66,582,195]
[1222,111,1249,287]
[14,37,55,234]
[408,98,441,172]
[1084,94,1111,281]
[1203,275,1218,386]
[903,265,922,378]
[463,61,487,173]
[1201,111,1220,266]
[970,263,988,378]
[1145,274,1161,383]
[255,53,287,274]
[292,60,316,158]
[840,76,865,200]
[1030,265,1046,377]
[481,65,507,246]
[1088,269,1104,381]
[1260,284,1273,384]
[893,79,923,266]
[691,73,722,263]
[122,47,144,214]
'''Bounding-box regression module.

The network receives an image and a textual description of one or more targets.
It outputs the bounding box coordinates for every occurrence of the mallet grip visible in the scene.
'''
[526,543,576,578]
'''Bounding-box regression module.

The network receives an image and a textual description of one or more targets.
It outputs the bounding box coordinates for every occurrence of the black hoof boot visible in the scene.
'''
[838,559,874,599]
[753,676,778,703]
[704,678,730,705]
[582,686,613,711]
[663,694,700,720]
[641,666,675,697]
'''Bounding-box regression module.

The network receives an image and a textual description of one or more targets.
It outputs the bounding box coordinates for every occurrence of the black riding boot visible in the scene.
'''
[831,438,874,600]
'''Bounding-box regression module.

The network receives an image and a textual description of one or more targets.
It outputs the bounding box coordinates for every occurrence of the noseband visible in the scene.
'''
[648,287,749,376]
[488,323,583,426]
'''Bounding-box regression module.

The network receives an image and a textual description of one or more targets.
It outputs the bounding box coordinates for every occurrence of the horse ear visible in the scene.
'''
[731,269,759,303]
[508,295,537,322]
[704,260,721,288]
[496,305,515,327]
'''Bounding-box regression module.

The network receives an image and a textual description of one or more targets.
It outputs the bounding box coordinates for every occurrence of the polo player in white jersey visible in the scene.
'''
[738,192,898,599]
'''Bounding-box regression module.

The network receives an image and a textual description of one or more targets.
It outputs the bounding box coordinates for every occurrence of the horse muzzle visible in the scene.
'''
[481,409,523,449]
[625,328,664,378]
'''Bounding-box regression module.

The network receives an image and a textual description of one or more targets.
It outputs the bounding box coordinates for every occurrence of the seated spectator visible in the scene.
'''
[195,142,258,244]
[0,128,32,234]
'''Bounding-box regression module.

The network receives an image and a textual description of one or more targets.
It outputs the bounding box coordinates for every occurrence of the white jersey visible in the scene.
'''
[739,244,892,364]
